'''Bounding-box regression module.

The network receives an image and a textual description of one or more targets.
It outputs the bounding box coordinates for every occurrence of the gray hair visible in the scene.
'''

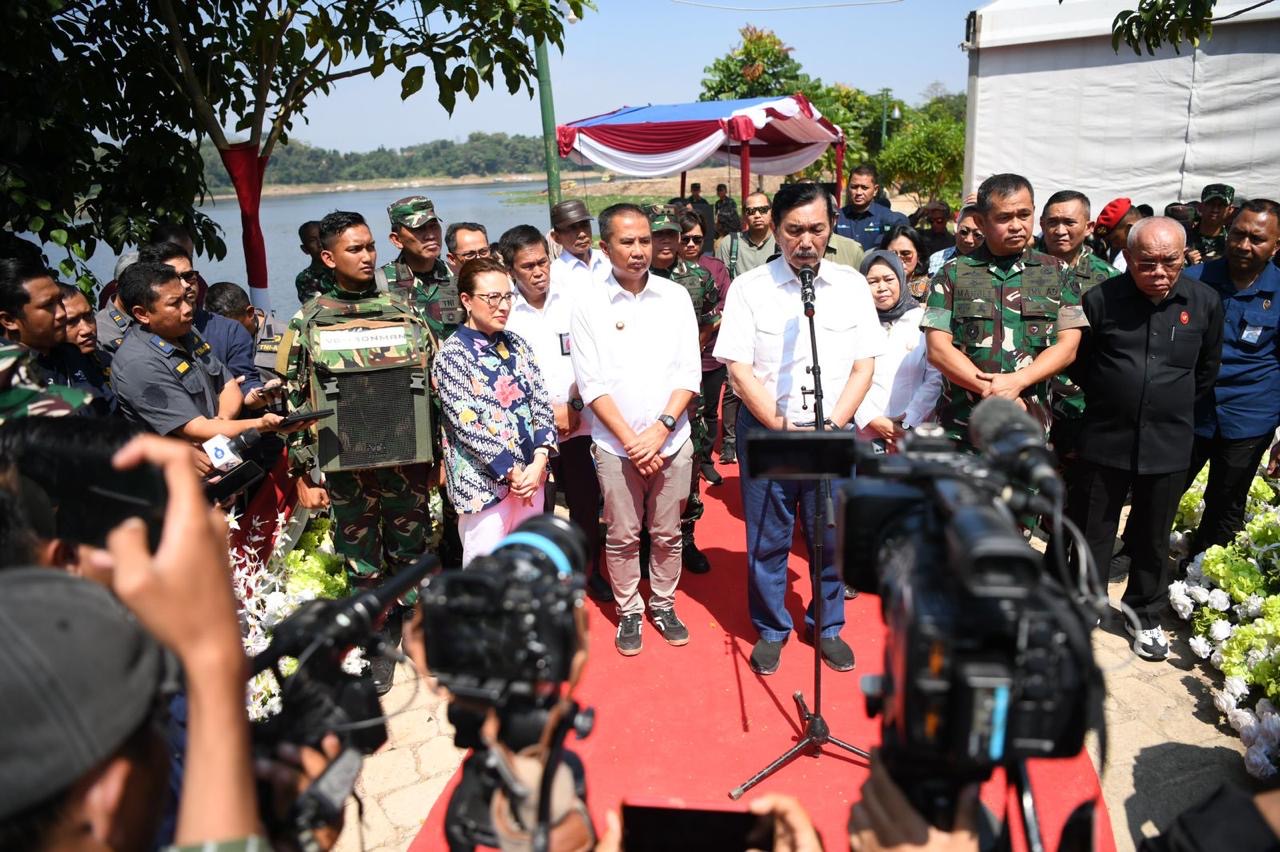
[1127,216,1186,251]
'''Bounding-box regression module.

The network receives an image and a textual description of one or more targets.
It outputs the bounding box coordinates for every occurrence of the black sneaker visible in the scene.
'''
[616,613,643,656]
[1126,623,1170,661]
[370,654,397,695]
[586,572,613,603]
[750,637,784,675]
[720,449,737,465]
[650,607,690,646]
[700,462,724,486]
[819,635,855,672]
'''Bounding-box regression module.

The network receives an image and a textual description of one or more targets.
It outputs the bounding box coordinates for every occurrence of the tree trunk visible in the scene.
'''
[218,142,272,311]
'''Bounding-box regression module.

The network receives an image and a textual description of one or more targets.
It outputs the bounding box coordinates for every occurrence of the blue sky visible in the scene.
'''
[294,0,972,153]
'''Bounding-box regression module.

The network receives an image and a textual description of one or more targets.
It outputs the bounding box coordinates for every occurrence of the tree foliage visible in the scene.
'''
[3,0,588,289]
[699,25,814,101]
[1060,0,1272,55]
[875,114,966,208]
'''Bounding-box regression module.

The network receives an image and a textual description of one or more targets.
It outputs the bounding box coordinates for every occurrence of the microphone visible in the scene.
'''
[798,266,816,305]
[967,397,1062,499]
[202,428,262,472]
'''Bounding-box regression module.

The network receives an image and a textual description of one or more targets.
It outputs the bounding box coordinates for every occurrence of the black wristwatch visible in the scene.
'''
[657,414,677,431]
[569,397,585,411]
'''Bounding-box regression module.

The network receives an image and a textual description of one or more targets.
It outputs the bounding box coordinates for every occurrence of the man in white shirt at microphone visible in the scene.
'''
[714,182,885,676]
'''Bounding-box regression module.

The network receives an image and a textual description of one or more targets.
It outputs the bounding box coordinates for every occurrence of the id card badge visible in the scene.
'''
[1243,325,1263,344]
[559,332,571,356]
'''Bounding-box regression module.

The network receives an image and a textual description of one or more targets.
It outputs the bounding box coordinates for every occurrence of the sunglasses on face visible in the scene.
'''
[680,235,704,245]
[177,270,200,283]
[745,205,771,216]
[956,228,983,239]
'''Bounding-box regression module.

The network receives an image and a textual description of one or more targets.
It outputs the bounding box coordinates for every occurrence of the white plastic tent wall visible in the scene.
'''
[963,0,1280,214]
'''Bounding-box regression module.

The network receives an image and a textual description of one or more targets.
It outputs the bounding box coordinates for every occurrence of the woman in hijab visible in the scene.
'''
[852,250,943,452]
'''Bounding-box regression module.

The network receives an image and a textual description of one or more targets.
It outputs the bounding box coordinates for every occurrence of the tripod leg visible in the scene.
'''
[826,734,871,760]
[729,735,817,800]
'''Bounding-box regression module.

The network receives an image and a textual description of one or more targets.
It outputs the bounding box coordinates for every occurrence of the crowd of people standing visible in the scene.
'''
[2,164,1277,682]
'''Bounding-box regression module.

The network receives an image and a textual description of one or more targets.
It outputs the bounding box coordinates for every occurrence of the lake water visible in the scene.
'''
[85,179,553,319]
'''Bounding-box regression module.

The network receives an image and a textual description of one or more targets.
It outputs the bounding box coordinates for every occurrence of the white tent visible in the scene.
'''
[963,0,1280,213]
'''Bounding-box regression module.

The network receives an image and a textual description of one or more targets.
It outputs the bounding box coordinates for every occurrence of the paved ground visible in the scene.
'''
[333,551,1255,851]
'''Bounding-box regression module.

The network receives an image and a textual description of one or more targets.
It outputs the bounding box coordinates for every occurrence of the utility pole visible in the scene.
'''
[535,39,561,210]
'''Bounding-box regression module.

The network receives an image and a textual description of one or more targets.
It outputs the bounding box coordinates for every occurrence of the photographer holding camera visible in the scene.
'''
[0,434,263,850]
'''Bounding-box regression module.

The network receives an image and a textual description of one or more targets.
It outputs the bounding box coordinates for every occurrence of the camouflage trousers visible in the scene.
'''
[682,394,707,525]
[328,462,432,590]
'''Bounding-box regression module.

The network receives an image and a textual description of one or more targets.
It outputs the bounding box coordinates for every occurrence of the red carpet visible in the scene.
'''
[413,467,1115,851]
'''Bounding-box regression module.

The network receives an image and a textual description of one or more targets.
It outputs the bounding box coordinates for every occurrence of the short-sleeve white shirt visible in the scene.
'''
[713,257,886,426]
[570,271,702,458]
[505,282,592,441]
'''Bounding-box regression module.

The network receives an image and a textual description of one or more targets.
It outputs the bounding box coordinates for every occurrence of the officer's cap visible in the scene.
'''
[388,196,440,229]
[0,569,165,818]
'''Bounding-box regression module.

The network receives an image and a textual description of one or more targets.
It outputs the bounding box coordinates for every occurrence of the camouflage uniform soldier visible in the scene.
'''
[295,220,336,303]
[381,196,465,341]
[647,204,720,574]
[0,341,91,424]
[1037,190,1119,460]
[279,210,435,693]
[921,174,1089,447]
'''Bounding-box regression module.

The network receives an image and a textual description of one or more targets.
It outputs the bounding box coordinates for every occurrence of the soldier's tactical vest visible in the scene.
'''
[377,262,465,327]
[952,258,1062,352]
[298,294,435,473]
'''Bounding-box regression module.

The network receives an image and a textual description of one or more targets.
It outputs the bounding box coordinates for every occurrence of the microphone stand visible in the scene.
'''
[730,265,869,800]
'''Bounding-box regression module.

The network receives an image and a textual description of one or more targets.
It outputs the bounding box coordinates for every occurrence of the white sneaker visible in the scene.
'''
[1128,625,1169,661]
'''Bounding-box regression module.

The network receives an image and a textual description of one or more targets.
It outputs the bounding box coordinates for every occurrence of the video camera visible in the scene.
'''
[418,514,595,852]
[747,397,1105,834]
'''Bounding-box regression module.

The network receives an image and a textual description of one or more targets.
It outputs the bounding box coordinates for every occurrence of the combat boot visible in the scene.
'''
[681,523,710,574]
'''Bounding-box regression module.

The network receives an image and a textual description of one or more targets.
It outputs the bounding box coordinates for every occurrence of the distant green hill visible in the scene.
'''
[200,132,587,189]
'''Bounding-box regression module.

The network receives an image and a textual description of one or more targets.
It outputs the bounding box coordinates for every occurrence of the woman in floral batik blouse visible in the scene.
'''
[432,256,558,565]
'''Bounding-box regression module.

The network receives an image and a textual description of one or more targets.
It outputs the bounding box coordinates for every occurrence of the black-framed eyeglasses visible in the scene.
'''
[680,235,704,245]
[745,205,771,216]
[457,247,491,261]
[471,292,515,307]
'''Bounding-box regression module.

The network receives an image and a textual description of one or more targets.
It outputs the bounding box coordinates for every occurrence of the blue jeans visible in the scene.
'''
[737,408,845,642]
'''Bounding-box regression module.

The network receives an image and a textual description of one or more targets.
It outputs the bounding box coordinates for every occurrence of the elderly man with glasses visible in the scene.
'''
[1067,216,1224,661]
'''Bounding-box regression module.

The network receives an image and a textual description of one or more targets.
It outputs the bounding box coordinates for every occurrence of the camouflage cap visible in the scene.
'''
[388,196,440,229]
[645,204,682,233]
[1201,184,1235,204]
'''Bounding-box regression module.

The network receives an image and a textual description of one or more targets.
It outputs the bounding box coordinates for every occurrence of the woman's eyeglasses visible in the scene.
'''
[471,292,515,307]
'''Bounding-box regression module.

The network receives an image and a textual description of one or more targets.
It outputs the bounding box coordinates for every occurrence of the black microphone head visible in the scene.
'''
[797,266,816,287]
[229,428,262,454]
[968,396,1041,452]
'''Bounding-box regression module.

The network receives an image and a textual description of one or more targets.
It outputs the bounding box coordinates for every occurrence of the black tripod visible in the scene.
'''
[729,266,870,800]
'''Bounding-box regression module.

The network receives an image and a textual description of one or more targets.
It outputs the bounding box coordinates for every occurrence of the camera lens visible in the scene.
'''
[497,514,588,578]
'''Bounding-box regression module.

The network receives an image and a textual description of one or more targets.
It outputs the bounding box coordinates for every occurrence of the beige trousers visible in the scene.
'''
[592,440,693,615]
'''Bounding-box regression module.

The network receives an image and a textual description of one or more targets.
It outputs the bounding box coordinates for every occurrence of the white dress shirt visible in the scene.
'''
[570,271,701,458]
[713,257,885,426]
[853,305,943,433]
[506,282,593,441]
[551,246,610,294]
